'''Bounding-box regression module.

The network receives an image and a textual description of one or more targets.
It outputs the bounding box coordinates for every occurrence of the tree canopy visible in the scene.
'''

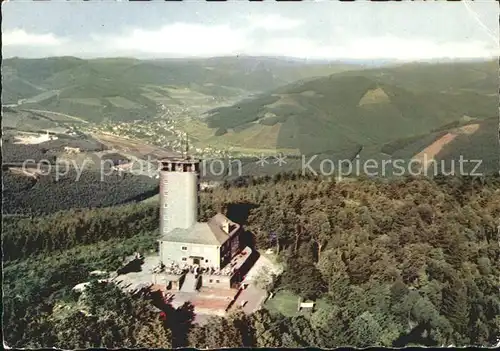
[3,174,499,347]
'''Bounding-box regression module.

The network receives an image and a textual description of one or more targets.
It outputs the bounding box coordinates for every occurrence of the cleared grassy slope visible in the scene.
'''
[435,117,498,175]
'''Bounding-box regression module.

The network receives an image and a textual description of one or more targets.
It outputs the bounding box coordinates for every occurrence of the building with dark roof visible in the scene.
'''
[157,156,242,270]
[158,212,241,270]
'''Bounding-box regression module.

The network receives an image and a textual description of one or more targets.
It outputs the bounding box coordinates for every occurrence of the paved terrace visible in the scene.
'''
[112,255,162,292]
[229,252,282,314]
[111,248,280,324]
[113,254,242,324]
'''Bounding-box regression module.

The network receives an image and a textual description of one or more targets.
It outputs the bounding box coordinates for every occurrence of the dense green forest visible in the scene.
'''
[2,203,159,260]
[1,136,106,163]
[3,174,499,347]
[3,168,159,215]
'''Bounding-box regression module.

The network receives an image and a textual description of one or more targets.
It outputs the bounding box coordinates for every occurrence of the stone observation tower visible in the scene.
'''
[157,135,243,275]
[159,136,200,235]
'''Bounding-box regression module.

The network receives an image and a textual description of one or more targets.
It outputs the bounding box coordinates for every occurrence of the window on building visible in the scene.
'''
[181,257,187,261]
[205,259,209,263]
[163,203,168,208]
[216,280,220,283]
[181,246,188,251]
[209,279,213,283]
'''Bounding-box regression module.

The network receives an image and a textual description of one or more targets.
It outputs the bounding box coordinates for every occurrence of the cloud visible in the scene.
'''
[93,23,250,57]
[3,29,66,46]
[3,20,498,60]
[252,35,499,61]
[344,36,499,60]
[89,15,305,57]
[247,14,303,31]
[1,0,498,61]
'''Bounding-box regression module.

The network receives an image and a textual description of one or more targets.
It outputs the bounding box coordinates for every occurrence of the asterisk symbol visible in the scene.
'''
[256,154,269,167]
[273,153,287,166]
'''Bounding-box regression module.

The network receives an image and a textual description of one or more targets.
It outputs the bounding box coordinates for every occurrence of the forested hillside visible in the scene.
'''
[2,167,159,215]
[3,174,499,348]
[206,60,497,155]
[2,56,353,123]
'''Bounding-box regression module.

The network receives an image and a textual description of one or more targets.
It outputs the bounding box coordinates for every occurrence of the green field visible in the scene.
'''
[64,97,102,106]
[107,96,142,109]
[265,290,299,316]
[264,290,331,318]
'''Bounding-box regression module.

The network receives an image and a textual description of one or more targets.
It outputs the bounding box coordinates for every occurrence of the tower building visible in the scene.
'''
[159,157,200,235]
[157,135,243,271]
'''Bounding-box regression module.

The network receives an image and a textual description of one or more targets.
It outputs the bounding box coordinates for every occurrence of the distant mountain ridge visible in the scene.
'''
[2,56,357,103]
[2,56,358,123]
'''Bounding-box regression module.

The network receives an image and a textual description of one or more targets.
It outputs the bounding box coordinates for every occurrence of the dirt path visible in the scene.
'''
[413,133,457,172]
[23,109,89,123]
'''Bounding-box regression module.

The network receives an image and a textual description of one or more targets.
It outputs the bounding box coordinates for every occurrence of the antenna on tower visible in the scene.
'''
[181,133,185,159]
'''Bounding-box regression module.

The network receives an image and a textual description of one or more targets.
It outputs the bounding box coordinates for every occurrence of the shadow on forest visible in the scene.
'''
[126,186,159,203]
[226,202,259,249]
[117,257,144,275]
[170,302,196,348]
[393,322,437,347]
[226,202,258,225]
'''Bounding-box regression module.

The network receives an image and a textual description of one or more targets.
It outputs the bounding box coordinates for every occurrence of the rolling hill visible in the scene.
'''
[3,57,497,174]
[197,116,499,182]
[2,56,356,123]
[205,60,498,156]
[357,116,499,176]
[433,117,499,175]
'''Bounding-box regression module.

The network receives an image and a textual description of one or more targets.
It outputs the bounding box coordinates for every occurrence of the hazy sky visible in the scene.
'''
[2,0,499,61]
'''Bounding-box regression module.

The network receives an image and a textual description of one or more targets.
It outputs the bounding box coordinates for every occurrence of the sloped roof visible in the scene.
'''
[160,213,241,246]
[160,222,228,246]
[209,213,241,236]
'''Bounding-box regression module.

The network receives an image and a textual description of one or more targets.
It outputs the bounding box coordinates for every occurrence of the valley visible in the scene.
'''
[4,57,497,163]
[2,57,498,217]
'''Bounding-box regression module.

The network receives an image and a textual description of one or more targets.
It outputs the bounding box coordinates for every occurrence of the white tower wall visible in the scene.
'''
[160,169,199,235]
